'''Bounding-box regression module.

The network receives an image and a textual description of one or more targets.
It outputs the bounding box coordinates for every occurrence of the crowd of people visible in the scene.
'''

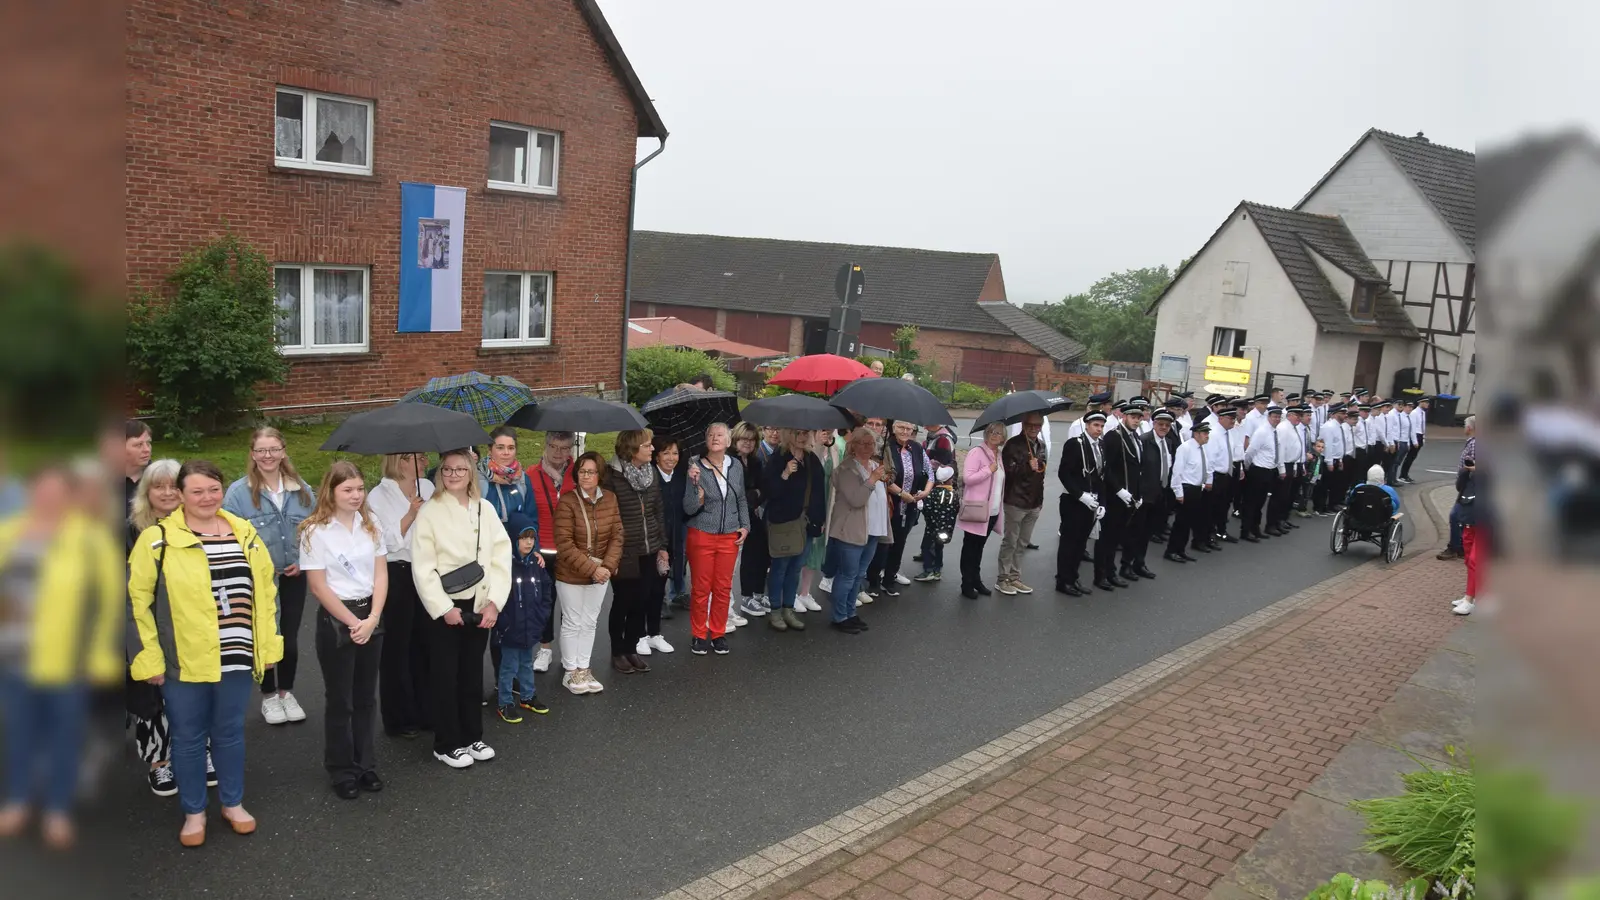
[0,383,1477,849]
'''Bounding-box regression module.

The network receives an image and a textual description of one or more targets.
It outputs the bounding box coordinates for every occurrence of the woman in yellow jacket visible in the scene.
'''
[0,466,124,850]
[127,460,283,848]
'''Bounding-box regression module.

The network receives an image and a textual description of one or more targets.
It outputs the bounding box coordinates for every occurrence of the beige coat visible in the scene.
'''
[827,456,879,545]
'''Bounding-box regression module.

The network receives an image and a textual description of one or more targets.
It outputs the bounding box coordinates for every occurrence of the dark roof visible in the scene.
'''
[979,302,1088,363]
[1298,128,1475,252]
[575,0,667,139]
[1479,130,1600,243]
[1242,203,1418,339]
[629,231,1009,335]
[1147,203,1418,340]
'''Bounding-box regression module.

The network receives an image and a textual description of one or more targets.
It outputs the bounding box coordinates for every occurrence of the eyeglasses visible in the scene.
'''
[440,467,472,477]
[576,468,599,478]
[252,447,285,457]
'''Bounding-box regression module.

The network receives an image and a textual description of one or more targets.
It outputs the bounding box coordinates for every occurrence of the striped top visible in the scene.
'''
[200,532,255,673]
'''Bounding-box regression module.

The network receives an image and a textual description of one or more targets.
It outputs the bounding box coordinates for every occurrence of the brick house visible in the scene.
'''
[126,0,667,414]
[628,231,1087,392]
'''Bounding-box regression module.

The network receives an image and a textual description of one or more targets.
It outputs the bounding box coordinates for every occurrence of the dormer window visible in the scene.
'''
[1351,282,1376,319]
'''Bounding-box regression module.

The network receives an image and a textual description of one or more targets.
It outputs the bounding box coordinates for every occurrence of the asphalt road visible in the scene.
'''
[120,439,1462,900]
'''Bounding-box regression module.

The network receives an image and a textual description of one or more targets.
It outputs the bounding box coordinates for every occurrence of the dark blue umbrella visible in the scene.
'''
[829,378,955,428]
[970,390,1074,433]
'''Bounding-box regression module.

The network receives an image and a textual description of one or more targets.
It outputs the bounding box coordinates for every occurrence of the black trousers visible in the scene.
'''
[739,518,770,597]
[1095,499,1131,580]
[867,514,915,588]
[1312,463,1335,512]
[1210,472,1235,538]
[1243,466,1275,537]
[316,609,381,784]
[378,561,430,734]
[959,516,997,590]
[1057,496,1094,587]
[424,601,489,756]
[1165,485,1204,555]
[1121,500,1150,569]
[1267,468,1294,527]
[1147,492,1171,540]
[1400,435,1424,478]
[262,571,307,694]
[610,557,664,656]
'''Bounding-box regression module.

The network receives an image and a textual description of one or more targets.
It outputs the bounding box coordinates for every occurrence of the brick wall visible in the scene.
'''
[126,0,643,411]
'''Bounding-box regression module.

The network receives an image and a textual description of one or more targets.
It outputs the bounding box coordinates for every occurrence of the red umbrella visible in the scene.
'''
[767,354,876,396]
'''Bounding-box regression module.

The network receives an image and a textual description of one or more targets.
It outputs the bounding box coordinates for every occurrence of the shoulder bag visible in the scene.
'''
[767,458,812,558]
[959,447,993,523]
[438,501,485,595]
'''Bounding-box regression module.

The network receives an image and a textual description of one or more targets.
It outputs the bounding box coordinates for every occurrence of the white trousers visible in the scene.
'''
[556,580,608,671]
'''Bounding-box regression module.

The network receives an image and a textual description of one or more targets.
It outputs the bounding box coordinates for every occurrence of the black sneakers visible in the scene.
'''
[148,764,177,797]
[690,637,710,655]
[830,619,862,634]
[711,637,730,655]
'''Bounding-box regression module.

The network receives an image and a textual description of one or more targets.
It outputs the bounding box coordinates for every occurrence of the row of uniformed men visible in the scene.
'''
[1043,388,1433,596]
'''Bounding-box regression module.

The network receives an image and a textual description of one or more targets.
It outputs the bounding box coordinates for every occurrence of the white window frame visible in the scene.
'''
[486,122,560,195]
[274,264,370,356]
[274,87,375,175]
[481,271,554,348]
[1211,326,1247,358]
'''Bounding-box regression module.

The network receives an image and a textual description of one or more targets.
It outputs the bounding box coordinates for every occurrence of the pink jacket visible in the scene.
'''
[959,443,1004,536]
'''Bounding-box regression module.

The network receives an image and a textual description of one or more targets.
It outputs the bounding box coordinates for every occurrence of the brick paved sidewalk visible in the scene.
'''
[751,551,1464,900]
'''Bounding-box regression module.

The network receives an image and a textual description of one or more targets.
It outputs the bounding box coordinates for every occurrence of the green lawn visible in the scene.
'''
[152,422,618,487]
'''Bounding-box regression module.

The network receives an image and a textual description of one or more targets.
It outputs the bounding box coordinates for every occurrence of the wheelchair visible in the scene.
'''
[1330,484,1405,563]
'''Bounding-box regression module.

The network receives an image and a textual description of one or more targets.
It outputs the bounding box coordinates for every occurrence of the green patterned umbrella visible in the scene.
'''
[401,372,535,429]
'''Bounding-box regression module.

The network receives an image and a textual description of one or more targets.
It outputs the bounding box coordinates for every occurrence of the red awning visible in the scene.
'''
[627,317,785,360]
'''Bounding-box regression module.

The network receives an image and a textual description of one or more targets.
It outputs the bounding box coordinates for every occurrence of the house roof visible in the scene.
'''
[575,0,668,140]
[626,317,784,359]
[1297,128,1475,253]
[978,302,1088,363]
[629,231,1011,335]
[1478,130,1600,244]
[1146,202,1418,340]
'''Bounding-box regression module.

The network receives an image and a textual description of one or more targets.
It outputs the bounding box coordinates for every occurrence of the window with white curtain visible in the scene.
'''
[486,122,559,193]
[482,272,553,347]
[275,87,373,174]
[274,265,369,354]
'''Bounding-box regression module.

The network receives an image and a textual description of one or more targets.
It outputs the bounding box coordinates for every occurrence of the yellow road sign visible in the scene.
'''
[1203,368,1252,385]
[1205,355,1253,372]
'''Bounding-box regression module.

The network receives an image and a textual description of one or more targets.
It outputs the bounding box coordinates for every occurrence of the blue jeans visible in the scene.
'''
[668,528,689,597]
[163,670,253,814]
[827,536,879,623]
[1,670,87,813]
[1447,501,1464,553]
[767,553,805,610]
[920,528,945,574]
[497,646,536,708]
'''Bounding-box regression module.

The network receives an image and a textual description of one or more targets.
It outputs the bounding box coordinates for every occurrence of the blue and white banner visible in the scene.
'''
[398,182,467,332]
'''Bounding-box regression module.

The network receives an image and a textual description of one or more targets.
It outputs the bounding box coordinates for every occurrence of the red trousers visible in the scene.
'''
[1462,524,1484,597]
[687,529,739,640]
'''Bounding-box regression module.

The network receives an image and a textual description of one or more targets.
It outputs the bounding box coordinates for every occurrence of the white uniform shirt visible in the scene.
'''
[1392,409,1413,444]
[1170,438,1213,495]
[368,477,436,563]
[1369,410,1390,446]
[1352,416,1370,449]
[1410,407,1427,439]
[1309,403,1326,434]
[1293,421,1312,461]
[1318,419,1347,459]
[1340,419,1356,458]
[1176,412,1193,443]
[1245,421,1285,472]
[1210,423,1243,474]
[1278,420,1304,468]
[299,514,383,602]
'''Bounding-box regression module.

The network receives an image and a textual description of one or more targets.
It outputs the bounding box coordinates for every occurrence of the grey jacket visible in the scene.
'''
[828,457,879,546]
[683,455,750,535]
[222,476,315,572]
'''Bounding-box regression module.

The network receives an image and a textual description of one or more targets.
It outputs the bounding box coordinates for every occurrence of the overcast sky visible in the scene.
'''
[602,0,1591,304]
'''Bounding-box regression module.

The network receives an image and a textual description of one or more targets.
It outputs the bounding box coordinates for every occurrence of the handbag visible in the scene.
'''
[959,447,993,523]
[331,596,384,648]
[438,502,485,595]
[767,457,812,558]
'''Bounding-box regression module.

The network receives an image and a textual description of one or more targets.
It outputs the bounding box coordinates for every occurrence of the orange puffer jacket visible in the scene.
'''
[552,487,623,585]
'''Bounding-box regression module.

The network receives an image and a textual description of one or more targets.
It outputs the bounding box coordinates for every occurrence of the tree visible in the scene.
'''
[126,233,289,446]
[1030,265,1173,362]
[624,345,735,406]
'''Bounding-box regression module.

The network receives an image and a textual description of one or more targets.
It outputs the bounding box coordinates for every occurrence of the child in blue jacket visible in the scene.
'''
[495,516,554,723]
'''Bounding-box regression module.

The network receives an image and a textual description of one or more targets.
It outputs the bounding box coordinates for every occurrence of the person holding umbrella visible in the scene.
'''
[683,424,749,656]
[958,422,1008,598]
[997,414,1047,595]
[762,429,825,631]
[602,430,667,674]
[865,420,930,597]
[652,435,688,638]
[410,449,511,769]
[826,427,890,633]
[795,429,839,612]
[367,453,434,738]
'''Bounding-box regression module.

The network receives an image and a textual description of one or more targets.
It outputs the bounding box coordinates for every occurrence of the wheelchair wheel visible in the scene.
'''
[1330,510,1348,554]
[1384,520,1404,563]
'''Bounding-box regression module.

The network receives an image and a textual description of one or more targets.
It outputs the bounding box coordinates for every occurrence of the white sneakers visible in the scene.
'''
[857,591,873,605]
[533,646,553,672]
[894,573,912,586]
[563,668,604,694]
[648,634,674,653]
[466,741,496,761]
[435,748,473,768]
[728,610,748,629]
[635,637,653,656]
[819,577,834,594]
[280,692,306,722]
[1452,595,1475,616]
[262,695,288,725]
[796,594,822,612]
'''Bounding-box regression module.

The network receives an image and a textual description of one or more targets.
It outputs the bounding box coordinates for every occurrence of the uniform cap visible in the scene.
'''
[1087,391,1112,404]
[1191,421,1212,433]
[1153,410,1175,423]
[1082,411,1107,423]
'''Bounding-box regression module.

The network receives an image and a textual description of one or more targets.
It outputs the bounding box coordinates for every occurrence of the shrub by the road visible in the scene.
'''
[626,346,734,407]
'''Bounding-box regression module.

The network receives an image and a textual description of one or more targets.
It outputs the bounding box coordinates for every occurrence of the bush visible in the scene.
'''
[1351,756,1475,887]
[625,346,734,406]
[127,233,288,447]
[951,381,1003,406]
[1303,873,1433,900]
[856,355,905,380]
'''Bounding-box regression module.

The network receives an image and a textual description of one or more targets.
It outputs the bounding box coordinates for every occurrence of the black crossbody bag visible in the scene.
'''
[438,503,485,595]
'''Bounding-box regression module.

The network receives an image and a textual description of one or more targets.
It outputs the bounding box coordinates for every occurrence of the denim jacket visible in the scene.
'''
[222,476,315,572]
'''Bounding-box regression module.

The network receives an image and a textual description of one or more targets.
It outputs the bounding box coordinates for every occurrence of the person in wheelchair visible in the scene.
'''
[1332,465,1404,560]
[1347,464,1400,515]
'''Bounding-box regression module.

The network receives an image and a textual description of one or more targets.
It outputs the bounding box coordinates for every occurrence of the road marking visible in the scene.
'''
[1426,468,1456,475]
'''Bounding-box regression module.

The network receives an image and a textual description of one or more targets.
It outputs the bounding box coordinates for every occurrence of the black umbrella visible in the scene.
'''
[970,390,1074,433]
[641,387,741,459]
[829,378,956,428]
[742,394,854,431]
[320,403,491,455]
[505,395,648,433]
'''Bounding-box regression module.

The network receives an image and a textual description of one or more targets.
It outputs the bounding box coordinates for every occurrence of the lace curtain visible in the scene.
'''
[314,98,367,166]
[313,270,364,346]
[483,275,521,340]
[274,93,303,159]
[274,269,301,344]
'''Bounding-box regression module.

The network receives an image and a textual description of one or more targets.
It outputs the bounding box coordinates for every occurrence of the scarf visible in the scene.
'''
[483,457,524,485]
[619,458,654,493]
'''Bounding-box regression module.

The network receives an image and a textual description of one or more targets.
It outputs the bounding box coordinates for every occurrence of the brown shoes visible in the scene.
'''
[626,653,651,673]
[1435,548,1461,561]
[612,655,636,674]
